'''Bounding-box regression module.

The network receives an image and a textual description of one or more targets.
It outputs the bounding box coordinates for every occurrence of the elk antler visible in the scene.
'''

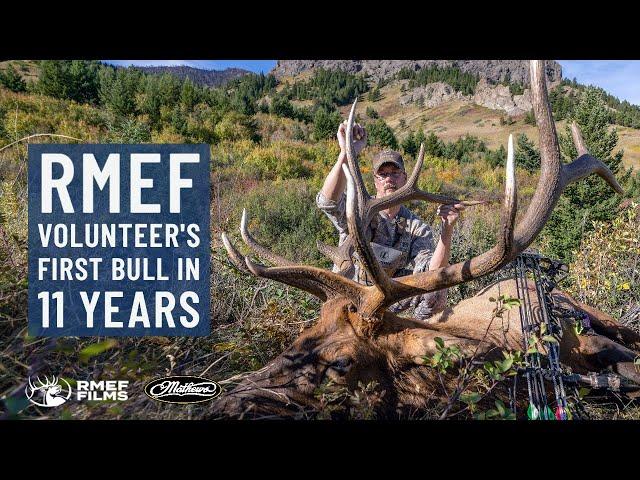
[221,60,623,321]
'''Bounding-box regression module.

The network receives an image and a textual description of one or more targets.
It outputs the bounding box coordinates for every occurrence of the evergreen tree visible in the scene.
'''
[401,131,418,158]
[0,65,26,92]
[484,144,506,168]
[99,67,140,117]
[270,96,295,118]
[541,87,630,262]
[515,133,540,172]
[312,108,341,141]
[138,76,162,129]
[180,78,198,110]
[38,60,101,104]
[423,131,443,157]
[367,119,397,149]
[368,87,382,102]
[524,109,536,125]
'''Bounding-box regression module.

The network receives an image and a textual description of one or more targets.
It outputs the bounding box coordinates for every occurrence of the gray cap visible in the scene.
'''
[372,150,405,174]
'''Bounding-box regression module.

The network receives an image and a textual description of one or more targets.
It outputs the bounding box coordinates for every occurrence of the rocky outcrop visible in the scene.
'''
[399,81,466,108]
[472,78,533,116]
[399,78,534,116]
[271,60,562,87]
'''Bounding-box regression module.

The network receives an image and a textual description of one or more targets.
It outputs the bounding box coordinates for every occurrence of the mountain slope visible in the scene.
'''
[272,60,563,86]
[133,65,251,87]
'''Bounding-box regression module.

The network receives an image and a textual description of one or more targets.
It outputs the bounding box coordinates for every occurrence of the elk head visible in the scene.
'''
[218,60,623,412]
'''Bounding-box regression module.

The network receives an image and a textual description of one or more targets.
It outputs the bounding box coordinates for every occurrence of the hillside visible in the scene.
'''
[272,60,563,86]
[133,65,250,87]
[342,80,640,169]
[0,61,251,88]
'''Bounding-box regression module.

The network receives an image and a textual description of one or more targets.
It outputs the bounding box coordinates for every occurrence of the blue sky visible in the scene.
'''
[104,60,640,106]
[559,60,640,106]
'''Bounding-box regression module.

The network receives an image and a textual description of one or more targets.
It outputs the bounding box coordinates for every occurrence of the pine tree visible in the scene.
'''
[401,131,418,158]
[368,87,382,102]
[0,65,26,92]
[541,87,630,262]
[367,119,397,149]
[423,131,442,157]
[366,106,379,119]
[180,78,198,110]
[312,108,341,141]
[37,60,101,104]
[515,133,540,172]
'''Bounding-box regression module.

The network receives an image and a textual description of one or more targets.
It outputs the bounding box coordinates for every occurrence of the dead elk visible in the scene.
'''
[213,60,639,419]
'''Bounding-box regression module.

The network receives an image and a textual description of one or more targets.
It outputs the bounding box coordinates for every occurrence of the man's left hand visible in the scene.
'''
[437,203,465,230]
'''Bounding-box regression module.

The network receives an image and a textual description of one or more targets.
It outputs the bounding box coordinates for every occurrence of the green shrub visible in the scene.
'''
[230,179,336,265]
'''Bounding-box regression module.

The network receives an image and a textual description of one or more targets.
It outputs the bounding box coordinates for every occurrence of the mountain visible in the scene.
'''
[270,60,639,169]
[273,60,564,117]
[272,60,563,87]
[133,66,251,87]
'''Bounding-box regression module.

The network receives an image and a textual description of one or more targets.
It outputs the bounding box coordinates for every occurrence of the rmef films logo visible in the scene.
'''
[144,376,222,404]
[25,376,72,407]
[25,375,129,407]
[28,144,211,337]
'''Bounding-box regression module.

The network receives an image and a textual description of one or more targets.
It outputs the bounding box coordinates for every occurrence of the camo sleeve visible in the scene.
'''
[407,222,435,273]
[316,190,348,240]
[409,223,448,321]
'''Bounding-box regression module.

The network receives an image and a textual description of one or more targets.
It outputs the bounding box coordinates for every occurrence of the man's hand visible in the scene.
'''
[437,203,465,232]
[337,120,367,156]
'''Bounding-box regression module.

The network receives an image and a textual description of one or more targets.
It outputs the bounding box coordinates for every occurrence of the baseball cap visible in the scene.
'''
[372,150,405,175]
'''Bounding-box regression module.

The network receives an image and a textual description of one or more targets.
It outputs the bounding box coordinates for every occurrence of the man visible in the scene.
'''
[316,120,464,320]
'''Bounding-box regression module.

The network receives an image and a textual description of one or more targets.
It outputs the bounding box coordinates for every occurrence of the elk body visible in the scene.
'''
[214,61,640,419]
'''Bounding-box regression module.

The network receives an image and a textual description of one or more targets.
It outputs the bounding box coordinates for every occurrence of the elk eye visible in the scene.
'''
[329,357,353,375]
[348,304,357,313]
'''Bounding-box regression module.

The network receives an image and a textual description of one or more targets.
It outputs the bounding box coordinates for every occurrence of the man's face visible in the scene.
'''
[374,163,407,197]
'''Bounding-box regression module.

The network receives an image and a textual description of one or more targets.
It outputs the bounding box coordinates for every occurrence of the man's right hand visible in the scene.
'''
[337,121,367,157]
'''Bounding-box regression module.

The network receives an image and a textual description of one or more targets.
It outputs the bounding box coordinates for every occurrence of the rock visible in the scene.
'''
[271,60,562,87]
[399,82,466,108]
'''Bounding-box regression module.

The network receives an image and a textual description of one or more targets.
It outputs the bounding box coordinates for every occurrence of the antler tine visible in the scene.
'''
[28,376,37,391]
[221,232,251,274]
[502,134,517,252]
[243,258,366,302]
[562,122,624,194]
[570,122,589,156]
[512,59,564,249]
[316,239,354,276]
[342,163,394,299]
[223,209,369,304]
[344,98,371,217]
[240,209,295,267]
[367,143,485,216]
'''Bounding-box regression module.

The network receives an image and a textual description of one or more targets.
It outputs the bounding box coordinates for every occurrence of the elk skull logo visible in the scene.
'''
[25,376,72,407]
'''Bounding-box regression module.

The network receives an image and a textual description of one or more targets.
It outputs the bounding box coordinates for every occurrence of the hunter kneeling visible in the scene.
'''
[317,121,465,321]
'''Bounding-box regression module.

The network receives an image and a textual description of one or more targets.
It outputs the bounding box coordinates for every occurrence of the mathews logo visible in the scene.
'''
[144,376,222,404]
[25,376,72,407]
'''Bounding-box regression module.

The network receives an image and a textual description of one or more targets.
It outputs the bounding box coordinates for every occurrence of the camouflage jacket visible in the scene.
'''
[316,190,447,320]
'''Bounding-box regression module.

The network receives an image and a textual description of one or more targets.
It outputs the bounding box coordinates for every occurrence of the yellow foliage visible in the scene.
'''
[568,203,640,319]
